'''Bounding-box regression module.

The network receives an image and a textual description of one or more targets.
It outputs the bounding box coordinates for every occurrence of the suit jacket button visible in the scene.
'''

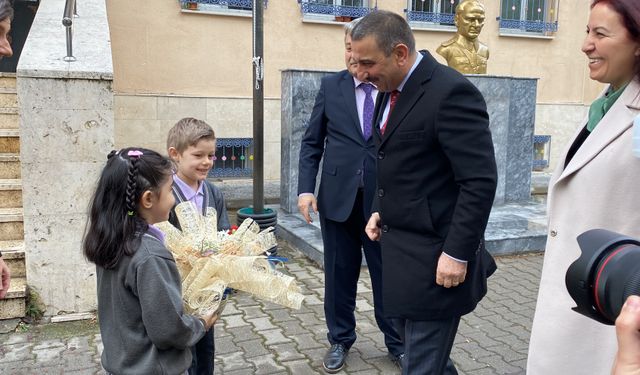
[378,151,385,159]
[550,230,557,237]
[382,225,389,233]
[378,189,384,197]
[356,169,362,175]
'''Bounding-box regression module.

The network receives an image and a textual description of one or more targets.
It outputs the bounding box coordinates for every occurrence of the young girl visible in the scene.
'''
[83,148,217,375]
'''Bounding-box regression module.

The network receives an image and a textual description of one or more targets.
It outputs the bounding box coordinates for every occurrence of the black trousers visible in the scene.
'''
[320,190,403,356]
[188,328,215,375]
[394,317,460,375]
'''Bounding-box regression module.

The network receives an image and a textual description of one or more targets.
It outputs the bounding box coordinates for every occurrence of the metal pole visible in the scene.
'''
[252,0,265,213]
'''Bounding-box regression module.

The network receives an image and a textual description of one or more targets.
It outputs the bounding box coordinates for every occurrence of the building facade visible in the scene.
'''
[107,0,602,177]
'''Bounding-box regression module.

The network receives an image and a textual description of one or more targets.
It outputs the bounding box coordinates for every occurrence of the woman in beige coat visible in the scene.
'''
[527,1,640,373]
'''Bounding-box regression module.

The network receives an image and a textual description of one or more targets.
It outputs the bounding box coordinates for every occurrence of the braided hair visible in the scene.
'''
[83,148,172,269]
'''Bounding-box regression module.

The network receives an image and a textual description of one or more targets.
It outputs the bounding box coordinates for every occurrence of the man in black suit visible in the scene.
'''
[297,19,403,374]
[351,10,498,375]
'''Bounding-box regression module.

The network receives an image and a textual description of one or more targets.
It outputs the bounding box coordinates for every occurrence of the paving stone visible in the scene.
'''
[229,325,258,343]
[281,359,320,374]
[367,355,401,374]
[63,352,100,371]
[222,314,250,329]
[213,335,241,355]
[270,342,307,362]
[268,308,298,323]
[1,334,28,345]
[355,299,374,313]
[273,319,309,335]
[0,342,34,361]
[261,328,292,345]
[303,294,323,306]
[247,354,287,374]
[341,352,376,372]
[236,338,271,358]
[0,244,544,375]
[218,350,252,372]
[241,305,265,320]
[247,317,277,331]
[64,336,92,354]
[292,332,324,350]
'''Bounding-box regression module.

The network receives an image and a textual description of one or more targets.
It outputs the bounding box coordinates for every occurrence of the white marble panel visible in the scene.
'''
[157,96,207,120]
[205,98,253,137]
[18,78,113,111]
[24,213,97,314]
[115,119,163,150]
[264,141,282,181]
[20,108,113,164]
[21,161,103,217]
[114,95,158,120]
[535,103,589,171]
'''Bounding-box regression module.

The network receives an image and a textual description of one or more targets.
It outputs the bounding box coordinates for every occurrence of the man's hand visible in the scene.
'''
[297,194,318,224]
[0,258,10,299]
[365,212,381,241]
[613,295,640,375]
[435,254,467,288]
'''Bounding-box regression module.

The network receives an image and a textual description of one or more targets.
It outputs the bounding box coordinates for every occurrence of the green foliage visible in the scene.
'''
[24,288,45,321]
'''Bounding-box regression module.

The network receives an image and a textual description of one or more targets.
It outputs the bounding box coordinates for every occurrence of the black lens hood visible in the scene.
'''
[566,229,640,325]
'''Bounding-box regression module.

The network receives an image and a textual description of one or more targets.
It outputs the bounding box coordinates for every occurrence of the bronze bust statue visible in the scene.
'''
[436,0,489,74]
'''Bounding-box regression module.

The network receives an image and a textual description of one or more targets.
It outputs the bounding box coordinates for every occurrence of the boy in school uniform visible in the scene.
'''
[167,117,231,375]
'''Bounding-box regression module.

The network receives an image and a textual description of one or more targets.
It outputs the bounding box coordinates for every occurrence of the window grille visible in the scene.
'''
[299,0,371,21]
[499,0,558,36]
[209,138,254,178]
[179,0,267,14]
[406,0,460,27]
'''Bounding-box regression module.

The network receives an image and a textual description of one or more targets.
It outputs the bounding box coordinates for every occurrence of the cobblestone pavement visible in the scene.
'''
[0,242,543,374]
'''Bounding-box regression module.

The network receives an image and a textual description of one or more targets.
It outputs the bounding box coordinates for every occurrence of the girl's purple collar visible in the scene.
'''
[146,224,166,244]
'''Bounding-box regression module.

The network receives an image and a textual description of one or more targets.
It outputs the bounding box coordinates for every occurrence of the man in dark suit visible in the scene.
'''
[351,10,498,374]
[297,19,403,374]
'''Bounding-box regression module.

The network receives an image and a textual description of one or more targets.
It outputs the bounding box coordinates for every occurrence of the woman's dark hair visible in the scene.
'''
[0,0,14,22]
[83,147,172,269]
[592,0,640,78]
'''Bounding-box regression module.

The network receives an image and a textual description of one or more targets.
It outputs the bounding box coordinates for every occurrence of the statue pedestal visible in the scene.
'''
[278,70,545,260]
[466,75,537,204]
[280,70,538,211]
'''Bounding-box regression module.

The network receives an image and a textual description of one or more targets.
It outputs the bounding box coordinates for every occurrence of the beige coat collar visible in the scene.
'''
[556,79,640,184]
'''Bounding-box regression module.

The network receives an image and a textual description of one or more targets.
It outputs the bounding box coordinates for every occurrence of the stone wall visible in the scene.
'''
[17,0,113,315]
[114,95,282,181]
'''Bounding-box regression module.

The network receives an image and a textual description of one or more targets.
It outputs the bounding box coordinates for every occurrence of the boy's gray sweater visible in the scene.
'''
[97,232,205,375]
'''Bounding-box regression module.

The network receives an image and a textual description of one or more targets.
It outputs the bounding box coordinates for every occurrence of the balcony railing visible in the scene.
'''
[210,138,254,178]
[179,0,267,11]
[406,10,454,25]
[299,1,371,19]
[499,18,558,33]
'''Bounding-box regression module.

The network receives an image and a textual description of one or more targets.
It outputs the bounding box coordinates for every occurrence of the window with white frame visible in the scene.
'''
[406,0,460,29]
[499,0,558,36]
[299,0,370,22]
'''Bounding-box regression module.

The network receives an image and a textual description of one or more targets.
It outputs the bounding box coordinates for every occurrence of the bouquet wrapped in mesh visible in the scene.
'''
[156,202,304,317]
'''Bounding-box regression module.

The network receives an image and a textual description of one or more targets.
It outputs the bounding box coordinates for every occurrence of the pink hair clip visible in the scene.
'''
[128,150,143,158]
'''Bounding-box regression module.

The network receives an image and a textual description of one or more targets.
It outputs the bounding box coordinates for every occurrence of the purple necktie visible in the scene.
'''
[360,83,374,140]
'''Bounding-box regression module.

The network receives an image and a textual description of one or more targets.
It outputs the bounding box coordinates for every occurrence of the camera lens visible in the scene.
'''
[566,229,640,325]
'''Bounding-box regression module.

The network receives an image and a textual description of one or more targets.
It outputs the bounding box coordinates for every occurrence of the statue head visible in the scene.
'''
[454,0,486,41]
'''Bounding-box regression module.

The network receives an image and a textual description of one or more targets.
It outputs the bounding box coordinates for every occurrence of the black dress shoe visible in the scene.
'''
[323,343,348,373]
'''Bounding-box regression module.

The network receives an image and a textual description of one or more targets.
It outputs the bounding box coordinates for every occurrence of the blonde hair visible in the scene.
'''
[166,117,216,153]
